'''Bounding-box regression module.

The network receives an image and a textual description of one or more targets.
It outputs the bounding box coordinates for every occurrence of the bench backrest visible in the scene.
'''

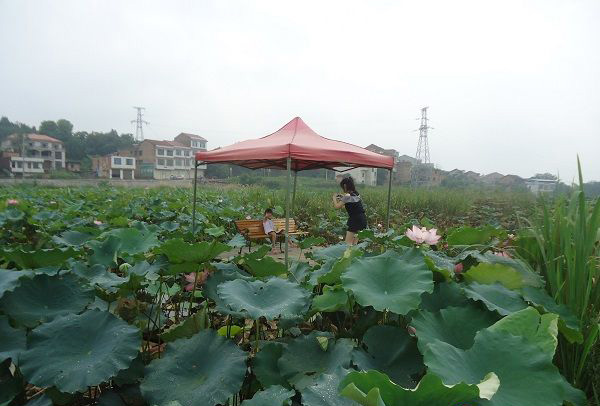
[235,218,298,236]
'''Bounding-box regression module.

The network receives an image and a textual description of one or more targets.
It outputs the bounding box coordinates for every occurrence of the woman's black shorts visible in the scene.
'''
[347,214,367,233]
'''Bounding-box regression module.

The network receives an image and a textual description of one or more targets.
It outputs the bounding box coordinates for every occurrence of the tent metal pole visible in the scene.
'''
[291,171,298,216]
[285,157,291,269]
[386,168,392,230]
[192,162,199,236]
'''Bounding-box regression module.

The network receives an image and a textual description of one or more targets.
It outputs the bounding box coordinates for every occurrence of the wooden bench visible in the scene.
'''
[234,218,308,253]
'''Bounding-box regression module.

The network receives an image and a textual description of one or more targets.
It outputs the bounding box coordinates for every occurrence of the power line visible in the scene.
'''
[131,106,149,142]
[411,107,434,187]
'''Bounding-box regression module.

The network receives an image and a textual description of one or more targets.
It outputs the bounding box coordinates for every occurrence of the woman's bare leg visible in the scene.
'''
[269,232,277,252]
[345,231,356,245]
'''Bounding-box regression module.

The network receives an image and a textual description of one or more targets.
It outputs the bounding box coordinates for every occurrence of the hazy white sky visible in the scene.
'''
[1,1,599,181]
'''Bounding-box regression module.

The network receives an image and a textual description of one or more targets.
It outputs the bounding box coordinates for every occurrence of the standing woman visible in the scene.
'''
[332,176,367,245]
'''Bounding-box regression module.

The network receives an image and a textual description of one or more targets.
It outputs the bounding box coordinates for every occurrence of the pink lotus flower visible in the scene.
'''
[407,326,416,336]
[93,220,103,226]
[494,251,511,258]
[6,199,19,206]
[454,263,464,274]
[405,225,441,245]
[184,271,210,291]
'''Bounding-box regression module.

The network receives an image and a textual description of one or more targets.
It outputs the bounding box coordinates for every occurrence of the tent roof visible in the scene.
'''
[195,117,394,171]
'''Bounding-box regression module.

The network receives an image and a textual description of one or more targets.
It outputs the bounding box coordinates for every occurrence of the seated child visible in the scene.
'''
[263,208,283,253]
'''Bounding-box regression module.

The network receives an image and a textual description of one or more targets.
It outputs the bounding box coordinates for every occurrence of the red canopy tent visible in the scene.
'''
[193,117,395,266]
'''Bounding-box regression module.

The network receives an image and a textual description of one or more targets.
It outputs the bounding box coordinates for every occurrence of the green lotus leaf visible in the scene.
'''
[89,235,122,267]
[411,304,497,351]
[217,277,310,320]
[311,244,352,261]
[72,262,128,292]
[44,386,75,405]
[160,304,209,342]
[217,325,245,338]
[102,228,160,255]
[0,273,94,327]
[113,353,145,385]
[4,207,25,221]
[241,385,295,406]
[205,225,225,237]
[521,286,583,343]
[227,233,247,248]
[352,325,423,388]
[241,256,288,278]
[0,247,79,269]
[418,281,468,313]
[288,261,312,285]
[20,310,141,393]
[0,269,32,299]
[253,342,289,388]
[0,360,24,406]
[423,251,454,281]
[462,282,527,316]
[318,247,363,285]
[309,259,336,286]
[310,285,351,315]
[0,316,25,364]
[159,221,180,232]
[446,226,495,246]
[340,370,497,406]
[52,230,94,247]
[464,263,524,290]
[97,391,126,406]
[279,332,354,389]
[477,252,544,288]
[140,329,247,406]
[204,265,253,317]
[301,367,359,406]
[298,236,326,250]
[157,238,229,264]
[341,249,433,315]
[24,393,53,406]
[423,329,585,406]
[488,307,558,358]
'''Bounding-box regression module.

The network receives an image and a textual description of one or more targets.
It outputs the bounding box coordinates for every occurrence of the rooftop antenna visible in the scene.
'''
[411,107,433,187]
[131,106,148,142]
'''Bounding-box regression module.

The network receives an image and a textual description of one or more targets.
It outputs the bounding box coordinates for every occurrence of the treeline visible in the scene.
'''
[0,116,134,162]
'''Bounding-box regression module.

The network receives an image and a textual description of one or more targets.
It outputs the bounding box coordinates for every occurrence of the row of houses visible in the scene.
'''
[0,132,208,180]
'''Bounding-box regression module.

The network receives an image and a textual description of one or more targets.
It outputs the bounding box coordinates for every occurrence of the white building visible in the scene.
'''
[91,155,136,179]
[335,167,378,186]
[8,156,45,175]
[526,178,557,195]
[0,133,66,171]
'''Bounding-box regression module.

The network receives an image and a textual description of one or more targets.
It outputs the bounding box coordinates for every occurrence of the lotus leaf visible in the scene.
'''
[462,282,527,316]
[89,235,121,267]
[0,361,23,406]
[521,285,583,343]
[418,281,468,313]
[20,310,141,393]
[423,251,455,281]
[446,226,497,246]
[423,328,585,406]
[288,261,312,285]
[478,252,544,288]
[24,394,53,406]
[340,370,498,406]
[298,236,326,250]
[242,256,288,278]
[241,385,295,406]
[227,233,247,248]
[279,332,354,389]
[160,304,209,342]
[301,368,359,406]
[217,277,310,320]
[0,247,79,269]
[352,325,423,388]
[52,230,94,247]
[464,263,524,290]
[157,238,229,264]
[318,247,363,285]
[0,269,32,299]
[102,228,160,255]
[0,316,25,364]
[72,262,128,292]
[253,342,289,388]
[0,273,94,327]
[411,304,497,351]
[310,285,351,315]
[341,249,433,315]
[140,329,247,406]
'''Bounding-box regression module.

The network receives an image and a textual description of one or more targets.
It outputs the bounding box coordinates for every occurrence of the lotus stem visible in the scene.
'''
[187,268,200,315]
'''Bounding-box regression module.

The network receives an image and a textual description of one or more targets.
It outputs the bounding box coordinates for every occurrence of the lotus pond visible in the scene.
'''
[0,185,596,406]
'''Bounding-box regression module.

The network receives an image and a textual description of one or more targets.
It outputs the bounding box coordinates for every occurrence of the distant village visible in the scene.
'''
[0,132,557,195]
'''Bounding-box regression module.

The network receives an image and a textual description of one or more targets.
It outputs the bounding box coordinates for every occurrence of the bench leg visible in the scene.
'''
[248,239,252,253]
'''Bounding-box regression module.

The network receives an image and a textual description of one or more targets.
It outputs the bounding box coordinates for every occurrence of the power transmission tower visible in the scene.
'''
[131,106,148,142]
[411,107,433,187]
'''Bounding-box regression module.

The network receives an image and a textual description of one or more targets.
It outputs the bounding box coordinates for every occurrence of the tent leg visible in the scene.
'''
[285,157,291,269]
[192,163,199,236]
[291,171,298,216]
[386,168,392,230]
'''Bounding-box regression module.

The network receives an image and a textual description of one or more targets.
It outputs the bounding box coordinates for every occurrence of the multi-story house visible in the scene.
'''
[0,133,66,172]
[91,155,136,179]
[174,132,207,173]
[335,167,378,186]
[130,139,197,180]
[0,151,45,177]
[525,178,557,195]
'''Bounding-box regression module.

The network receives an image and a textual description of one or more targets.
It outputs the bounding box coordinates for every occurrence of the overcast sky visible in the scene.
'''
[1,1,599,181]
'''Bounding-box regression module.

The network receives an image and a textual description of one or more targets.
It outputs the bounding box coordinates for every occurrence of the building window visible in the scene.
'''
[126,158,133,166]
[157,148,164,156]
[184,150,190,156]
[42,143,48,148]
[166,159,174,166]
[200,142,206,149]
[175,158,182,166]
[55,151,62,159]
[32,162,39,169]
[157,158,165,165]
[175,149,182,156]
[113,157,122,165]
[166,150,173,157]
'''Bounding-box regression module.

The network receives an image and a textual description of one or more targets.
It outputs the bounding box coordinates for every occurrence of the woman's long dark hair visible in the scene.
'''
[340,176,358,194]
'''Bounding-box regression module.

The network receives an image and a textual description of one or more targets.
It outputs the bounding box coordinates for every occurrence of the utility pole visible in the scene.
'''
[411,107,433,187]
[131,106,148,142]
